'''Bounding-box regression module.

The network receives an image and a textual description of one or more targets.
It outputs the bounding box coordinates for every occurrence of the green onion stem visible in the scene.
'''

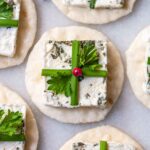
[71,76,78,106]
[147,57,150,65]
[89,0,97,9]
[71,40,80,106]
[0,19,18,27]
[100,141,108,150]
[0,134,25,141]
[82,68,108,77]
[42,69,72,77]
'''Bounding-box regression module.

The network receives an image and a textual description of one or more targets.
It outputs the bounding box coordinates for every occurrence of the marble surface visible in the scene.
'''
[0,0,150,149]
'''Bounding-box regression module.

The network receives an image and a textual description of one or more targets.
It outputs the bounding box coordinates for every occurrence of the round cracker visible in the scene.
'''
[25,26,124,123]
[126,26,150,109]
[0,0,37,69]
[0,84,39,150]
[60,126,143,150]
[52,0,136,24]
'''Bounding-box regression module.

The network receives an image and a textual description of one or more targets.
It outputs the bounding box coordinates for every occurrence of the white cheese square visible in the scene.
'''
[63,0,124,8]
[73,141,136,150]
[0,104,26,150]
[0,0,21,57]
[43,41,107,108]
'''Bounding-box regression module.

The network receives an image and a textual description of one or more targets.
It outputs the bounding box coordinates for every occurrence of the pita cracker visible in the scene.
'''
[60,126,143,150]
[126,26,150,109]
[25,26,124,123]
[52,0,136,24]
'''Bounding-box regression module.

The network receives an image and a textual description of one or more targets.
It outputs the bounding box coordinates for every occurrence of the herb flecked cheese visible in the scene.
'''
[73,142,136,150]
[0,0,21,57]
[63,0,124,8]
[43,40,107,108]
[0,104,26,150]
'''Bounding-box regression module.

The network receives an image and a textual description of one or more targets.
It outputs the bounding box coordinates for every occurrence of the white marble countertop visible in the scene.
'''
[0,0,150,149]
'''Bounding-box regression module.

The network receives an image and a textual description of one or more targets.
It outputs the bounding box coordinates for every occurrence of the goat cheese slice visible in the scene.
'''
[43,41,107,108]
[0,0,21,57]
[143,42,150,94]
[0,104,26,150]
[73,142,136,150]
[63,0,124,8]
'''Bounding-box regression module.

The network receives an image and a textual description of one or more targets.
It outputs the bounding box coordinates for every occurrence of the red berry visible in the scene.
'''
[72,68,82,77]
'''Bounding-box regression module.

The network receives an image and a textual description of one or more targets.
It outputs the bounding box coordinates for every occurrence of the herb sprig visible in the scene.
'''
[0,109,4,117]
[79,41,99,67]
[147,57,150,65]
[0,109,25,138]
[0,0,13,19]
[47,75,72,97]
[88,0,97,9]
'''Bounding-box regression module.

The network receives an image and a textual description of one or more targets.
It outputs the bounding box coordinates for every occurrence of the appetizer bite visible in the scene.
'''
[42,40,108,108]
[126,26,150,109]
[60,126,143,150]
[0,0,21,57]
[52,0,136,24]
[0,84,38,149]
[25,26,124,123]
[0,0,37,69]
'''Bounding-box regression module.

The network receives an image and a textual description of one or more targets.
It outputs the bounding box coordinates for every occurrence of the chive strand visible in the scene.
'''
[82,68,108,77]
[72,40,80,67]
[71,40,80,106]
[0,134,25,141]
[71,76,78,106]
[89,0,97,9]
[100,141,108,150]
[42,69,72,77]
[0,19,18,27]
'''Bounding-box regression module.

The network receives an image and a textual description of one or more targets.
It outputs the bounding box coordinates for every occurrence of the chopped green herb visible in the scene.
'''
[79,41,99,67]
[0,109,4,118]
[147,57,150,65]
[88,0,97,9]
[100,141,108,150]
[42,69,72,97]
[47,75,72,97]
[0,0,19,27]
[0,109,25,141]
[0,0,13,19]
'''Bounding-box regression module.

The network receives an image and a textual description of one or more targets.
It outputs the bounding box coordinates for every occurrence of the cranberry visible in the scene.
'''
[72,68,82,77]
